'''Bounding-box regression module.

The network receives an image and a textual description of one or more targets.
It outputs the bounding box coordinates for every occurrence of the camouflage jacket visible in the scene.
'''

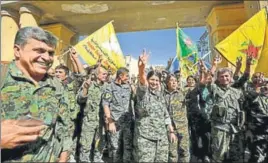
[77,81,107,147]
[59,80,82,153]
[134,84,171,140]
[164,89,188,131]
[1,62,68,162]
[77,81,107,122]
[102,81,132,121]
[244,91,268,134]
[199,83,245,133]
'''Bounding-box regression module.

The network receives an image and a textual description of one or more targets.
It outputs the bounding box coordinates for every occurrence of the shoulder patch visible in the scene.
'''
[103,92,112,100]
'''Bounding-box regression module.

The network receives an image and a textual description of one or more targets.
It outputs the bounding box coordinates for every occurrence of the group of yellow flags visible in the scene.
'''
[72,8,268,77]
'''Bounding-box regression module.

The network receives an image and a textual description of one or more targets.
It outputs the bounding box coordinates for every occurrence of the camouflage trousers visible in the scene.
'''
[211,127,243,163]
[248,134,268,163]
[168,130,190,163]
[79,122,104,162]
[133,135,169,162]
[108,121,133,162]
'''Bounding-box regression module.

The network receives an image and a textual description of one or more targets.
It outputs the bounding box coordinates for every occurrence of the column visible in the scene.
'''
[206,3,248,68]
[19,4,42,28]
[1,8,19,63]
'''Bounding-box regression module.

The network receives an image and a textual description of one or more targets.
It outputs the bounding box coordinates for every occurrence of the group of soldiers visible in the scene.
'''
[1,26,268,163]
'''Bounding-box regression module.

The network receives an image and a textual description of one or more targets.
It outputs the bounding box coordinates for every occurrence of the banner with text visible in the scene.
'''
[74,21,125,74]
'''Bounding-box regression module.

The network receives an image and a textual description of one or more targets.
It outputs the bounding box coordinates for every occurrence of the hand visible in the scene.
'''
[69,47,79,59]
[1,120,46,149]
[108,122,116,134]
[167,57,174,67]
[213,55,222,65]
[82,78,91,90]
[246,55,253,66]
[169,132,177,143]
[138,49,149,68]
[236,56,242,69]
[199,59,207,72]
[200,71,211,85]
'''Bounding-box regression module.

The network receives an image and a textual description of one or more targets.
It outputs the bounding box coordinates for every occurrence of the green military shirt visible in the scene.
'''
[77,81,107,148]
[59,80,81,153]
[164,89,188,131]
[1,61,68,162]
[200,83,244,133]
[244,90,268,134]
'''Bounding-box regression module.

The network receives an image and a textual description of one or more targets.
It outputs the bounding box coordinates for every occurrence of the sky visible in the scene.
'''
[117,26,207,65]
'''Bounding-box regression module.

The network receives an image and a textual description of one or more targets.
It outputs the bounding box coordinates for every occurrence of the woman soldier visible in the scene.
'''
[133,50,176,162]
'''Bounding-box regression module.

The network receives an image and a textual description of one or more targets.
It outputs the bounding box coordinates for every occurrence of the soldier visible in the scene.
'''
[102,67,133,162]
[183,75,201,161]
[199,67,245,162]
[161,70,169,89]
[1,27,69,162]
[164,74,190,163]
[244,80,268,163]
[54,63,82,162]
[133,50,176,162]
[243,72,265,93]
[77,66,108,162]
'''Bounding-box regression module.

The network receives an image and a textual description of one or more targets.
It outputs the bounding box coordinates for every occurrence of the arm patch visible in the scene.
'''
[103,92,112,100]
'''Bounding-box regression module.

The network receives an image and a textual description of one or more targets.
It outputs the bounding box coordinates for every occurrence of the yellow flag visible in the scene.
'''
[74,21,125,74]
[255,20,268,77]
[215,9,267,76]
[179,58,198,79]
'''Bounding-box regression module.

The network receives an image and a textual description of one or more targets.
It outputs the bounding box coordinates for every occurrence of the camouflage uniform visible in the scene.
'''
[60,78,82,162]
[1,61,69,162]
[102,81,133,162]
[164,89,190,163]
[77,81,107,162]
[244,90,268,163]
[200,84,245,162]
[133,84,171,162]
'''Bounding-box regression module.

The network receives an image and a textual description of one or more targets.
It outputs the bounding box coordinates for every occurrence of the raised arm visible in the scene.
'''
[165,57,174,71]
[210,55,222,76]
[138,49,149,86]
[233,56,242,80]
[232,55,252,88]
[70,47,86,74]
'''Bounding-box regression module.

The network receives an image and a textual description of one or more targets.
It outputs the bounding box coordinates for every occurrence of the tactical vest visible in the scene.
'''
[210,86,244,132]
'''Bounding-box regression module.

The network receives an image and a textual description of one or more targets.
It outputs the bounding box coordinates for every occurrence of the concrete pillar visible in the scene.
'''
[1,8,19,63]
[206,3,248,69]
[19,4,42,28]
[41,23,76,69]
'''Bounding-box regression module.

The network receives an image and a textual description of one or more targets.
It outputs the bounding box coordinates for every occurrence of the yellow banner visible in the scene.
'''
[179,58,198,79]
[215,9,267,76]
[74,21,125,74]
